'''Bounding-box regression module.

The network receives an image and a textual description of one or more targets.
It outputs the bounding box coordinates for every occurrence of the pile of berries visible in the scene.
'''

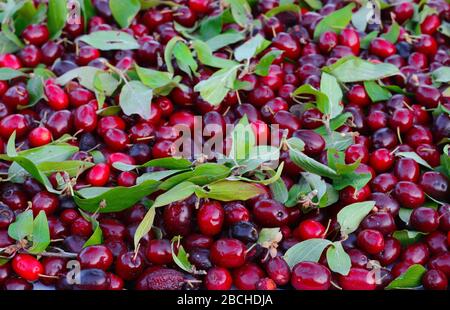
[0,0,449,291]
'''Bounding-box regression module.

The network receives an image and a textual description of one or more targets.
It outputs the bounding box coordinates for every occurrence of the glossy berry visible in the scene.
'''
[32,191,58,216]
[293,220,326,241]
[410,207,440,233]
[370,38,396,58]
[422,270,448,290]
[393,181,425,208]
[393,2,414,24]
[265,256,290,286]
[22,24,49,46]
[205,267,232,290]
[12,254,43,282]
[86,163,110,186]
[78,245,114,271]
[210,238,246,269]
[394,158,420,183]
[338,268,376,290]
[291,262,331,290]
[146,239,173,265]
[197,201,224,236]
[369,148,394,172]
[419,171,449,201]
[115,251,144,281]
[28,127,52,147]
[44,83,69,110]
[357,229,385,254]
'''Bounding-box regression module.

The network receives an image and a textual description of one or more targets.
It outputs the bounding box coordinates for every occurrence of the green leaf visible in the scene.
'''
[320,72,343,118]
[152,181,198,208]
[431,66,450,83]
[27,211,50,254]
[314,3,355,40]
[381,21,400,43]
[230,116,256,161]
[56,66,106,91]
[322,131,355,151]
[185,164,231,186]
[47,0,68,39]
[288,142,338,178]
[198,181,265,201]
[2,133,69,193]
[137,170,185,184]
[385,264,426,290]
[2,4,25,49]
[206,32,246,52]
[393,230,426,247]
[164,36,183,75]
[37,160,94,177]
[265,4,300,18]
[234,34,271,62]
[283,238,332,268]
[351,5,371,32]
[257,228,282,247]
[364,80,392,102]
[323,56,400,83]
[172,41,198,78]
[0,32,21,53]
[337,201,376,236]
[360,31,379,49]
[225,0,252,28]
[399,208,413,225]
[135,65,175,89]
[119,81,153,120]
[396,152,433,170]
[77,0,95,31]
[6,142,78,183]
[301,172,330,207]
[23,76,44,108]
[109,0,140,28]
[8,210,33,241]
[438,21,450,37]
[193,40,239,69]
[171,238,194,273]
[134,206,155,248]
[303,0,322,10]
[254,50,283,76]
[314,113,352,135]
[78,31,139,50]
[13,0,40,35]
[438,145,450,178]
[292,84,330,116]
[0,68,26,80]
[90,150,105,164]
[270,177,288,204]
[113,157,192,172]
[93,71,119,97]
[79,210,103,248]
[199,12,224,40]
[194,65,240,106]
[326,241,351,276]
[74,179,160,213]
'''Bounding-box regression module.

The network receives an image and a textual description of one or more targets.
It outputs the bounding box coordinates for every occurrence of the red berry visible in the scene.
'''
[357,229,385,254]
[28,127,52,147]
[12,254,43,282]
[291,262,331,290]
[210,238,246,269]
[338,268,376,290]
[86,163,110,186]
[197,201,224,236]
[293,220,326,241]
[205,267,232,290]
